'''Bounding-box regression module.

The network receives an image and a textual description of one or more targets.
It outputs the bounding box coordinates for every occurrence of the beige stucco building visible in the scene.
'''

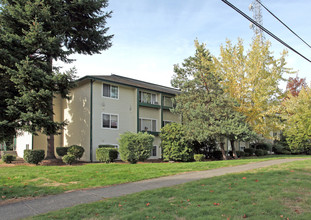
[16,75,181,161]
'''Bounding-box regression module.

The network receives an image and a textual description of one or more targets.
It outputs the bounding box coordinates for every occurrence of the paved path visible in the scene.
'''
[0,158,307,220]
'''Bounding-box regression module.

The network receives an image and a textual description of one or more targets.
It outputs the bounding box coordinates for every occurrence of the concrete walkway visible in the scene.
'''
[0,158,307,220]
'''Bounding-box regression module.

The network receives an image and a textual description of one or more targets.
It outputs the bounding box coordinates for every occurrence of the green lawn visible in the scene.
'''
[0,155,309,201]
[29,159,311,220]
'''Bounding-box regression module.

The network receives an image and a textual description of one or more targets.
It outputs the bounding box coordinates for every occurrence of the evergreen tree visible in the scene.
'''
[0,0,113,159]
[172,40,253,160]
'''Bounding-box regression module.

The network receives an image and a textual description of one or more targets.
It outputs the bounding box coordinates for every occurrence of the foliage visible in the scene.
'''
[23,150,45,165]
[160,123,193,162]
[244,148,255,157]
[214,36,293,137]
[229,150,245,158]
[171,40,253,160]
[211,151,224,160]
[194,154,205,162]
[0,0,113,159]
[281,87,311,152]
[254,149,264,156]
[118,132,154,164]
[1,154,15,163]
[251,143,271,151]
[67,145,84,160]
[272,144,291,155]
[56,147,68,157]
[62,154,76,165]
[96,148,118,163]
[286,75,307,97]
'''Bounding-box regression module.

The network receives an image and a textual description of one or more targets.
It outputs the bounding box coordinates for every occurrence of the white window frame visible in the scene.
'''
[163,96,173,107]
[139,118,157,132]
[151,146,157,157]
[102,113,119,130]
[139,91,158,105]
[103,83,119,99]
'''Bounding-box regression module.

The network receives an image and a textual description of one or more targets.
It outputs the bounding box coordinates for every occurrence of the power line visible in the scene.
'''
[256,0,311,49]
[221,0,311,63]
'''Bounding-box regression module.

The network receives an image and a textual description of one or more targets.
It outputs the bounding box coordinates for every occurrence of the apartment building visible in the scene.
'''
[16,74,181,161]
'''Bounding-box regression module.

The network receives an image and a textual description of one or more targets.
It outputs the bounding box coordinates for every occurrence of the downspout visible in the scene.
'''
[90,80,94,162]
[137,88,140,133]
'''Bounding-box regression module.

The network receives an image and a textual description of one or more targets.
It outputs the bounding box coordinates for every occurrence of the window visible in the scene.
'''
[139,118,157,132]
[151,146,157,157]
[163,121,172,126]
[139,91,157,104]
[102,113,118,129]
[163,96,173,107]
[103,83,118,99]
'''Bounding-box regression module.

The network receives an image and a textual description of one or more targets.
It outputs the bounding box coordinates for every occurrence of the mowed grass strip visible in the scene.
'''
[0,155,309,201]
[30,159,311,220]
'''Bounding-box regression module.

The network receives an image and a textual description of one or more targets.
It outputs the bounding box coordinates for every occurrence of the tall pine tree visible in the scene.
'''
[0,0,113,159]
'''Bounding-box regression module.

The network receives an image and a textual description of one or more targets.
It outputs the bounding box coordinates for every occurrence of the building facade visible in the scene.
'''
[16,75,181,161]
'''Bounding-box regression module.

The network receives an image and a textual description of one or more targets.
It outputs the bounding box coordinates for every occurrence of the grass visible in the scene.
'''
[29,159,311,220]
[0,155,309,201]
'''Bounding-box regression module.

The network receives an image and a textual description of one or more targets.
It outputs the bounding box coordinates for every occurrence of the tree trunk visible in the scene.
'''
[219,142,227,160]
[230,139,238,159]
[45,56,56,160]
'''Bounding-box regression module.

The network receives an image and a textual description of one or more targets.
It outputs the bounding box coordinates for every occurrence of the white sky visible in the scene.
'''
[58,0,311,89]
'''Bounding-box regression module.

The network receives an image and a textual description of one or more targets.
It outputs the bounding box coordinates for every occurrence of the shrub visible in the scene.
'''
[160,123,193,162]
[262,150,268,155]
[67,145,85,160]
[2,154,16,163]
[272,144,291,155]
[98,145,116,148]
[96,147,118,163]
[56,147,68,157]
[194,154,205,162]
[254,143,271,151]
[24,150,45,165]
[254,149,264,156]
[236,151,245,157]
[119,132,154,164]
[62,154,76,165]
[244,148,255,156]
[211,151,223,160]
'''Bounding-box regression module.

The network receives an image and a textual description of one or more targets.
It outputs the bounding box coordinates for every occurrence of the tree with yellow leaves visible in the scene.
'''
[214,36,293,137]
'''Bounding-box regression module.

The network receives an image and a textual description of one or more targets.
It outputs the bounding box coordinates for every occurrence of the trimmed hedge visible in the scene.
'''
[211,151,223,160]
[67,145,84,160]
[2,154,15,163]
[24,150,45,165]
[56,147,68,157]
[119,132,154,164]
[96,147,118,163]
[244,148,255,156]
[62,154,76,165]
[194,154,205,162]
[254,149,264,156]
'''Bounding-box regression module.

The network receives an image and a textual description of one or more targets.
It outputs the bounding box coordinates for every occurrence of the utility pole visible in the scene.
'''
[249,0,264,40]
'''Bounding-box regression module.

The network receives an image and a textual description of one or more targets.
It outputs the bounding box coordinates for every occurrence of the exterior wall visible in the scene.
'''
[15,131,32,158]
[139,107,161,132]
[92,81,137,161]
[63,81,91,161]
[163,109,180,123]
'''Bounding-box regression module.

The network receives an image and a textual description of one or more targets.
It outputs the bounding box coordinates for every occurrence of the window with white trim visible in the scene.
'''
[151,146,157,156]
[103,83,119,99]
[102,113,118,129]
[163,96,173,107]
[139,118,157,132]
[139,91,158,104]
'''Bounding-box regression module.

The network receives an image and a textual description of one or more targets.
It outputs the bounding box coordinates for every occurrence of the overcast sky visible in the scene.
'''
[58,0,311,89]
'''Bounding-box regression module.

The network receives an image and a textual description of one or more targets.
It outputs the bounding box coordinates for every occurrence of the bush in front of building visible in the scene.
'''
[67,145,84,160]
[62,154,76,165]
[24,150,45,165]
[254,149,264,156]
[194,154,205,162]
[56,147,68,157]
[96,147,118,163]
[2,154,16,163]
[160,123,193,162]
[118,132,154,164]
[244,148,255,156]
